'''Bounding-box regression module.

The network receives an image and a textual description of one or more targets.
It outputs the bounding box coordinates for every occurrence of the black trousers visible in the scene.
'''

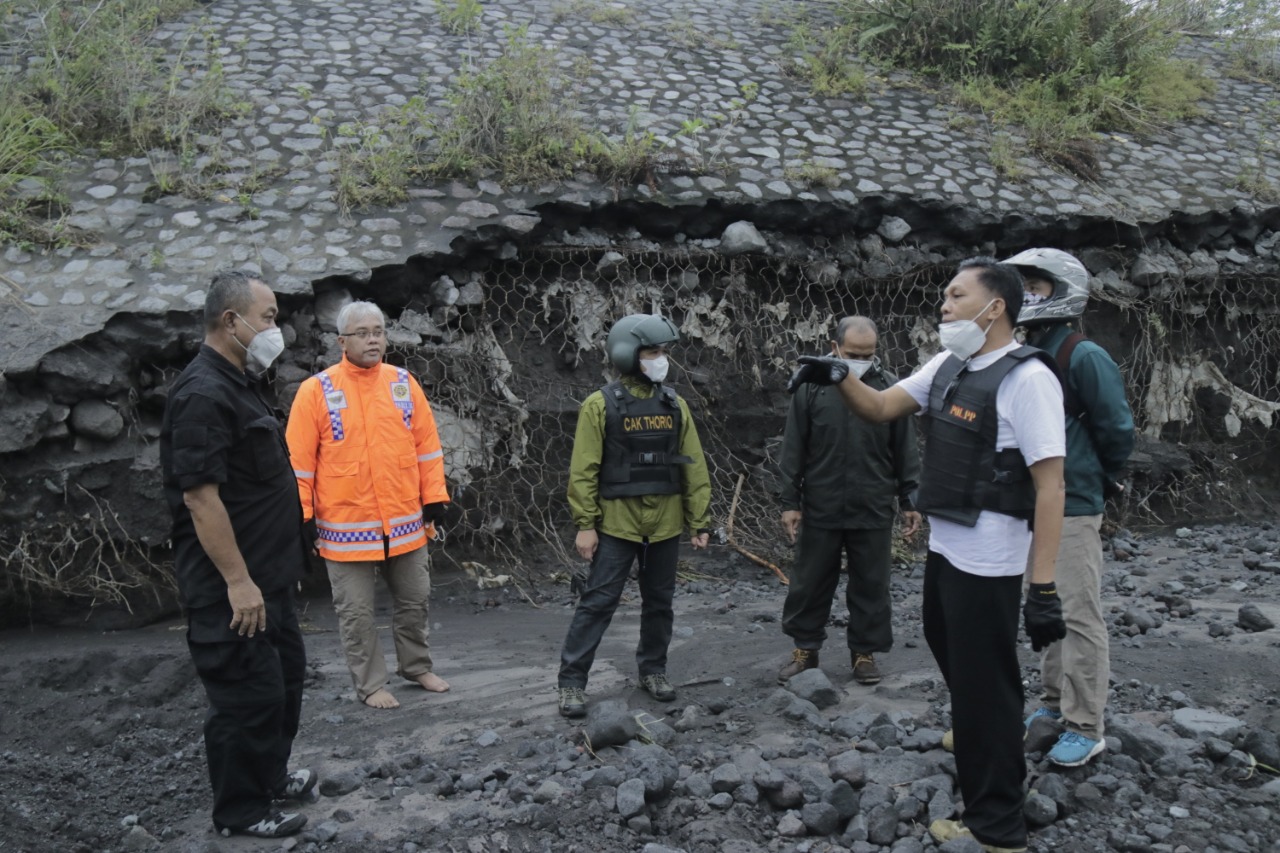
[558,532,679,689]
[187,589,306,830]
[922,550,1027,849]
[782,525,893,654]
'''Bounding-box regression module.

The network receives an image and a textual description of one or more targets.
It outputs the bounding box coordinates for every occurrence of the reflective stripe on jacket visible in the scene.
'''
[286,356,449,561]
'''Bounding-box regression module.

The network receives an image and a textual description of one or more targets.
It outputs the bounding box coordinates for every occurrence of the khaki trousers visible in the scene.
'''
[1038,514,1109,738]
[326,548,435,701]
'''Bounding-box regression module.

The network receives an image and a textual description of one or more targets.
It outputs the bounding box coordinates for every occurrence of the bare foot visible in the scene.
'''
[414,672,450,693]
[362,688,400,709]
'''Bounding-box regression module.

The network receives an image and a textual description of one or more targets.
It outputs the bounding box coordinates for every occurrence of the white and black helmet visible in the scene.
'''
[605,313,680,373]
[1005,248,1090,327]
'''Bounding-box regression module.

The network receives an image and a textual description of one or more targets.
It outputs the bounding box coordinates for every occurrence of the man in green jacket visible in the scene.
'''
[557,313,713,718]
[778,316,921,686]
[1007,248,1135,767]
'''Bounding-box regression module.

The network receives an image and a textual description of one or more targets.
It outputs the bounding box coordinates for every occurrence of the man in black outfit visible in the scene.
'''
[160,270,316,838]
[777,316,921,686]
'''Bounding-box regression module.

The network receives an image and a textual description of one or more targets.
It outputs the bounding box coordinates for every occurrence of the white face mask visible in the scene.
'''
[639,354,669,383]
[234,314,286,374]
[842,358,874,379]
[938,298,997,361]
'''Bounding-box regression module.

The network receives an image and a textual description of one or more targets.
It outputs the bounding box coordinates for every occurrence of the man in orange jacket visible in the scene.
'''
[286,300,451,709]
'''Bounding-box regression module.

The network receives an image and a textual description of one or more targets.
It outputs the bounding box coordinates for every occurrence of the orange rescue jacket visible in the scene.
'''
[286,356,449,561]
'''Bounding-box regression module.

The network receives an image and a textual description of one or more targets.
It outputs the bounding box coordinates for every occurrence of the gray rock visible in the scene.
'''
[1171,708,1244,741]
[829,750,867,788]
[584,699,638,749]
[1025,715,1064,753]
[708,792,733,810]
[616,778,647,819]
[319,772,360,797]
[787,667,839,709]
[672,704,702,733]
[719,221,767,255]
[865,802,898,845]
[1121,607,1162,632]
[313,821,341,842]
[1237,603,1275,632]
[877,216,912,242]
[533,780,564,803]
[0,397,52,453]
[581,765,626,790]
[1108,718,1178,765]
[681,772,712,798]
[776,811,806,837]
[765,779,804,809]
[1243,730,1280,769]
[710,762,743,793]
[123,825,158,851]
[624,743,679,799]
[641,845,688,853]
[824,778,859,820]
[801,802,841,836]
[1130,252,1182,287]
[1024,791,1058,827]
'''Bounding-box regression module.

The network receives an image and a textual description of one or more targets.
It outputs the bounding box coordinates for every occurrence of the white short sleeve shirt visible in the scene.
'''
[896,342,1066,577]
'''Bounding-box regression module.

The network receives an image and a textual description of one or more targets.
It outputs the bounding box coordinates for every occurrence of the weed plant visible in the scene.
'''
[0,0,239,245]
[435,0,483,35]
[839,0,1214,176]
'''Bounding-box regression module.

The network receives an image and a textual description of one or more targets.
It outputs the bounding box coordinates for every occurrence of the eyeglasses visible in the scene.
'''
[340,328,386,340]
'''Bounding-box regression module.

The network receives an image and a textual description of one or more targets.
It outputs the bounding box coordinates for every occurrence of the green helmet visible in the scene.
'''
[605,313,680,373]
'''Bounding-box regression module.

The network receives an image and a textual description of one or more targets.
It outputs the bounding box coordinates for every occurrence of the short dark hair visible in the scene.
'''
[204,270,264,330]
[957,257,1023,327]
[833,315,877,345]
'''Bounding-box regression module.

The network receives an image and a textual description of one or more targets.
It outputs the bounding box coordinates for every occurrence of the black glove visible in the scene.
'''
[786,356,849,393]
[423,502,449,527]
[1103,478,1126,501]
[302,518,319,554]
[1024,582,1067,652]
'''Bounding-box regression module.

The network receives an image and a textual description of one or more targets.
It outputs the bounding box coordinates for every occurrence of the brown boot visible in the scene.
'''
[777,649,819,685]
[852,653,882,685]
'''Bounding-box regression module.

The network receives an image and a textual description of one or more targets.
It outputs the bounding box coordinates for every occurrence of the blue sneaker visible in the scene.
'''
[1024,707,1062,728]
[1047,731,1105,767]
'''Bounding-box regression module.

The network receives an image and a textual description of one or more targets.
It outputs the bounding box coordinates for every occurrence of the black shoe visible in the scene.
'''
[218,811,307,838]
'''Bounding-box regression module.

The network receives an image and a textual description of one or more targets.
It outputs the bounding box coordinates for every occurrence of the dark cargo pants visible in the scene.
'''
[781,525,894,654]
[558,532,679,689]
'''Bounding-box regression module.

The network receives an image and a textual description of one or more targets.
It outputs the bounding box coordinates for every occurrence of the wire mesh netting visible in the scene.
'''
[370,240,1280,578]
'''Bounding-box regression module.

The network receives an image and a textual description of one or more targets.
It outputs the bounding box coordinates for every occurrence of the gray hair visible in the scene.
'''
[335,301,386,335]
[204,270,265,330]
[833,315,877,345]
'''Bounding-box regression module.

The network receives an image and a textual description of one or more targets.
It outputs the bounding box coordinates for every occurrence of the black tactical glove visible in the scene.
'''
[1024,582,1067,652]
[302,518,319,554]
[786,356,849,393]
[423,502,449,527]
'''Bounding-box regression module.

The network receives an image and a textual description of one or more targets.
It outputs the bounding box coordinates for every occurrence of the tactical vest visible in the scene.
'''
[599,381,692,499]
[915,346,1058,527]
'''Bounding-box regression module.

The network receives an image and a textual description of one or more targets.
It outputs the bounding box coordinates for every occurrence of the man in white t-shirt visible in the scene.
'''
[789,257,1067,853]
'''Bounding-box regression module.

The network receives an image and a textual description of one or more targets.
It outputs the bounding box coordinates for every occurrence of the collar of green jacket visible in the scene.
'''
[618,374,659,397]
